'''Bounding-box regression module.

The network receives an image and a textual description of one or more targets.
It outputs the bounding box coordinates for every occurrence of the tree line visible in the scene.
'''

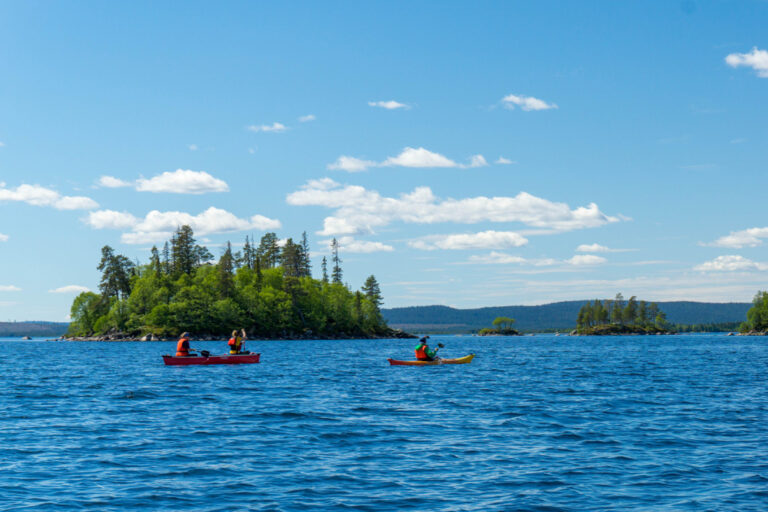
[68,226,387,338]
[576,293,669,333]
[740,291,768,333]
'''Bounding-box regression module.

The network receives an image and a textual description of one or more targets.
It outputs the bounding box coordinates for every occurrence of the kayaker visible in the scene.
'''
[415,336,438,361]
[228,329,247,354]
[175,332,196,357]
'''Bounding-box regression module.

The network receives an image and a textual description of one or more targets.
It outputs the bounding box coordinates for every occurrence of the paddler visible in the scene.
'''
[175,332,196,357]
[414,336,439,361]
[228,328,248,354]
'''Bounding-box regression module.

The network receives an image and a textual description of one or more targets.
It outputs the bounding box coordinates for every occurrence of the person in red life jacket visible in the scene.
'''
[414,336,438,361]
[228,328,248,355]
[175,332,196,357]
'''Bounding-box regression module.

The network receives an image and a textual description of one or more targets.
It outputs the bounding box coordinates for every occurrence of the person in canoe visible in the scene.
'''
[228,329,248,354]
[415,336,441,361]
[175,332,197,357]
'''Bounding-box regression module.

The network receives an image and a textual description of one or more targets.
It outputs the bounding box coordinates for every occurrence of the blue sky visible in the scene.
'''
[1,1,767,320]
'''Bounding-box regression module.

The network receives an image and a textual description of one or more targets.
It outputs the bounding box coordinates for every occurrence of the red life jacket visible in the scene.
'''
[415,345,429,360]
[176,337,190,356]
[228,336,241,353]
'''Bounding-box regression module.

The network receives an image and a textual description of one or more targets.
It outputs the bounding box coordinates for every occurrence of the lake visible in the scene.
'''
[1,335,767,511]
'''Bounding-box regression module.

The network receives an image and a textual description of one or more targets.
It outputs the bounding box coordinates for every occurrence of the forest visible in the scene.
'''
[739,291,768,333]
[575,293,670,334]
[67,226,390,338]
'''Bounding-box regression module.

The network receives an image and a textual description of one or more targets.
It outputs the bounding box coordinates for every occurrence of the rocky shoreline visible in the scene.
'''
[59,328,417,342]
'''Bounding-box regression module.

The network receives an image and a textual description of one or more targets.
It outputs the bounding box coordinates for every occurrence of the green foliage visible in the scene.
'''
[575,292,669,334]
[740,291,768,333]
[72,225,390,338]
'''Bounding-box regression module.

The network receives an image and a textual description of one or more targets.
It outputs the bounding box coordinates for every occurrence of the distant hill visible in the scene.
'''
[0,321,70,337]
[382,301,751,333]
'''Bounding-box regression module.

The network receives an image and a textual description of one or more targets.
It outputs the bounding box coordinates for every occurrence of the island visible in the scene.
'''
[477,316,520,336]
[65,226,414,341]
[573,293,671,335]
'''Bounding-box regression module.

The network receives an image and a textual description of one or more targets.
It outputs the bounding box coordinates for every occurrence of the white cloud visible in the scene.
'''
[97,176,132,188]
[0,285,21,292]
[188,144,198,151]
[708,227,768,248]
[409,230,528,251]
[382,147,458,168]
[327,147,488,172]
[502,94,557,111]
[84,210,139,230]
[298,114,316,122]
[0,233,7,242]
[88,207,282,245]
[468,155,488,168]
[576,243,633,253]
[368,100,409,110]
[0,183,98,210]
[287,178,619,237]
[49,285,91,294]
[496,157,515,165]
[247,122,288,133]
[327,156,377,172]
[725,47,768,78]
[136,169,229,194]
[694,255,768,272]
[327,236,394,254]
[567,254,607,266]
[467,252,558,266]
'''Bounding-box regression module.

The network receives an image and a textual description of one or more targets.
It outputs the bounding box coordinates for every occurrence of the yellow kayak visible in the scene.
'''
[387,354,475,366]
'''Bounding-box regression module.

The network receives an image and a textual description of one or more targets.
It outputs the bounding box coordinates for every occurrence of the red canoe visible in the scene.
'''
[162,353,261,366]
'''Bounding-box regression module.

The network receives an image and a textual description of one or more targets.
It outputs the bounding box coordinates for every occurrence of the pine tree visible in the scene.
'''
[257,233,280,269]
[280,238,302,277]
[150,246,162,275]
[218,241,235,298]
[321,256,329,283]
[97,245,134,300]
[162,242,171,275]
[299,231,312,277]
[361,275,383,310]
[171,225,197,275]
[331,238,342,284]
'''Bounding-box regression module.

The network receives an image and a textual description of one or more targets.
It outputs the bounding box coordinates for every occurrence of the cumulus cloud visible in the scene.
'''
[84,210,139,230]
[576,243,633,253]
[0,285,21,292]
[326,236,394,254]
[496,157,515,165]
[567,254,607,266]
[247,122,288,133]
[694,255,768,272]
[327,156,377,172]
[298,114,316,122]
[0,183,98,210]
[502,94,557,111]
[327,147,489,172]
[725,47,768,78]
[287,178,619,237]
[467,252,558,266]
[49,285,91,294]
[409,230,528,251]
[708,227,768,248]
[136,169,229,194]
[97,176,132,188]
[0,233,7,242]
[368,100,409,110]
[86,207,282,244]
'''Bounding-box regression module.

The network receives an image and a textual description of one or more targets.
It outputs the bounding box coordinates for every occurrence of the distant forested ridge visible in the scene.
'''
[0,321,69,337]
[67,226,394,339]
[383,301,751,333]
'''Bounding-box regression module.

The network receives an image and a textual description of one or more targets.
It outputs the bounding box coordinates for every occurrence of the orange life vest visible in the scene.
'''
[415,345,429,360]
[228,336,241,353]
[176,337,190,357]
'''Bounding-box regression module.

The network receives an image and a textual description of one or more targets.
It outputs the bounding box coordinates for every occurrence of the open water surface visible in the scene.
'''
[1,334,767,511]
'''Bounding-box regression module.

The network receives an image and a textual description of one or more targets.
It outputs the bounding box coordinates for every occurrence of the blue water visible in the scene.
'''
[1,335,767,511]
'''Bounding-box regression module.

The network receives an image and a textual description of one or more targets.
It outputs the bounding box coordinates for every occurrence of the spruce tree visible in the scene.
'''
[218,241,235,298]
[150,246,162,275]
[299,231,312,277]
[321,256,329,283]
[257,233,280,269]
[331,238,342,284]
